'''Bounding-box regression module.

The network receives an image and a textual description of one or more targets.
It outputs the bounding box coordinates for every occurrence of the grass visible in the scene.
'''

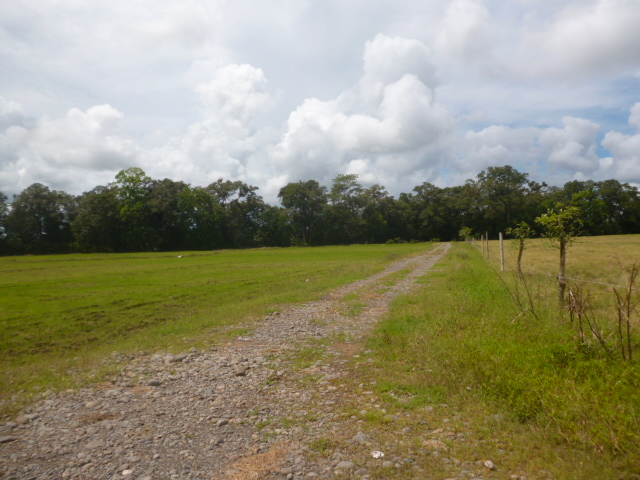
[0,243,430,412]
[366,239,640,479]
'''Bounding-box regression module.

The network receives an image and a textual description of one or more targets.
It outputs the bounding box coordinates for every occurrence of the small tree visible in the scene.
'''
[459,226,474,242]
[535,206,583,305]
[506,221,534,280]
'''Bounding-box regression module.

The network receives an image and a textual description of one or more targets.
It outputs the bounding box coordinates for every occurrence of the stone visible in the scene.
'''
[484,460,496,470]
[336,461,355,470]
[352,432,369,443]
[85,439,105,449]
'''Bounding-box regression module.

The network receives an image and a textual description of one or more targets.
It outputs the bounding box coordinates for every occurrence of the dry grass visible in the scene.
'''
[216,442,288,480]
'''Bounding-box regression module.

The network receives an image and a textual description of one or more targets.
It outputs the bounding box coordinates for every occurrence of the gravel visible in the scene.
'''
[0,245,530,480]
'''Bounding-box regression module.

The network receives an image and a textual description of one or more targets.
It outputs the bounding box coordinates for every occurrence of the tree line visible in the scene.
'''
[1,165,639,255]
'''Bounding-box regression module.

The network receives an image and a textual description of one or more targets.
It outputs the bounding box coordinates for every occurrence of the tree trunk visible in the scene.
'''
[559,237,567,305]
[517,240,524,280]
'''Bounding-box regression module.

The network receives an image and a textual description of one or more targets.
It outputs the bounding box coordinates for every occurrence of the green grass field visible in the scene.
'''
[369,236,640,479]
[3,236,640,477]
[0,243,431,409]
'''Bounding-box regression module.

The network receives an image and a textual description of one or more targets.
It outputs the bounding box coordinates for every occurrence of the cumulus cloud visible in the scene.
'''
[0,101,138,195]
[143,63,279,188]
[520,0,640,78]
[540,117,601,172]
[461,116,602,182]
[0,98,27,130]
[270,34,454,190]
[601,103,640,183]
[435,0,492,65]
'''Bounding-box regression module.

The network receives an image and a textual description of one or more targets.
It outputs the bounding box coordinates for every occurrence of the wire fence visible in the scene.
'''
[520,266,627,289]
[469,234,631,290]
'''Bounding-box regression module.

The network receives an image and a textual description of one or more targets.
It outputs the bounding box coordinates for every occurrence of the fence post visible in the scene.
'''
[481,234,485,255]
[486,232,490,259]
[499,232,505,272]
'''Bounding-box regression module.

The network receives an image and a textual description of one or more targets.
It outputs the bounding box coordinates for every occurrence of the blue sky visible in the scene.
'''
[1,0,639,203]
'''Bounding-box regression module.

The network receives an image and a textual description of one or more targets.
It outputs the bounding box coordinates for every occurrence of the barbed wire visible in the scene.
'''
[519,265,626,289]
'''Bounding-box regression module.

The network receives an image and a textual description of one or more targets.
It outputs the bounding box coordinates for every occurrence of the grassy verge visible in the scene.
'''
[366,241,639,479]
[0,243,430,411]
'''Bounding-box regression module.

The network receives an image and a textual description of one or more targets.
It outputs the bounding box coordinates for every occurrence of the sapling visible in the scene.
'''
[506,221,534,280]
[535,206,583,305]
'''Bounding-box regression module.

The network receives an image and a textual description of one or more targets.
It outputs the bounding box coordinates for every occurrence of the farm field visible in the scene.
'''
[0,243,431,409]
[369,235,640,478]
[488,234,640,293]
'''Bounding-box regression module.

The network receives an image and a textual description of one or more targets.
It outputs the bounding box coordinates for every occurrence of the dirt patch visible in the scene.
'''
[220,442,288,480]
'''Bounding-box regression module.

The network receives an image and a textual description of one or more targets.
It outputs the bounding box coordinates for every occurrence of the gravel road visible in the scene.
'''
[0,244,528,480]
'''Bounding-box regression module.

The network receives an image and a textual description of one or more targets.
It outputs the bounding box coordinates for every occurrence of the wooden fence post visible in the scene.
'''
[486,232,490,259]
[499,232,505,272]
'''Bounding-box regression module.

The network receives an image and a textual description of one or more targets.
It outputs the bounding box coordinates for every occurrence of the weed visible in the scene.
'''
[367,240,640,478]
[308,437,336,455]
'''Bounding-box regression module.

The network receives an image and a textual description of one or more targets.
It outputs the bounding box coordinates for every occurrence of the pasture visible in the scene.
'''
[370,235,640,478]
[0,243,430,410]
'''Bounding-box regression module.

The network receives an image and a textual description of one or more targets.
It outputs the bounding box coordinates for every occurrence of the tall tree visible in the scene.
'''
[114,167,153,251]
[325,174,364,244]
[278,180,327,245]
[0,192,9,254]
[146,178,190,251]
[254,205,295,247]
[570,188,608,236]
[73,185,123,252]
[475,165,531,232]
[597,180,640,234]
[178,186,224,250]
[5,183,76,253]
[206,179,265,248]
[360,184,397,243]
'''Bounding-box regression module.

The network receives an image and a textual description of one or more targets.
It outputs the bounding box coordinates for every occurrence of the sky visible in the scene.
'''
[1,0,640,204]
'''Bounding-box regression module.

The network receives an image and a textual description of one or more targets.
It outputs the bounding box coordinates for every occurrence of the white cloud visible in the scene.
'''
[142,63,280,191]
[2,1,640,201]
[0,98,27,130]
[435,0,492,65]
[271,34,454,189]
[601,103,640,183]
[196,64,277,127]
[0,102,138,194]
[461,116,602,183]
[520,0,640,78]
[539,117,601,172]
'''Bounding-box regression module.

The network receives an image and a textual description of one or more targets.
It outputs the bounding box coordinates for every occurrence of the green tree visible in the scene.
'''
[536,206,583,305]
[475,165,531,232]
[459,226,474,241]
[178,186,224,250]
[597,180,640,234]
[5,183,77,253]
[146,178,190,250]
[570,188,608,236]
[360,184,398,243]
[73,185,123,252]
[325,174,364,244]
[205,179,265,248]
[254,205,295,247]
[278,180,327,245]
[114,167,153,251]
